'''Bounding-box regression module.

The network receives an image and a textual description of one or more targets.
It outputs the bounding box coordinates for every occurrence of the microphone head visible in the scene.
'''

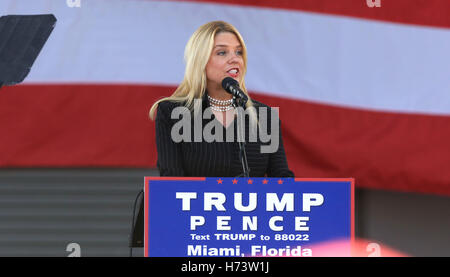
[221,77,239,91]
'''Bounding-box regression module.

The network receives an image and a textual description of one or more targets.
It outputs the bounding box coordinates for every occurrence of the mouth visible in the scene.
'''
[226,68,239,78]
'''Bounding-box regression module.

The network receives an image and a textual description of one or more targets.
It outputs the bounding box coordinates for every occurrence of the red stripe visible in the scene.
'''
[0,84,162,167]
[175,0,450,29]
[255,92,450,196]
[1,84,449,196]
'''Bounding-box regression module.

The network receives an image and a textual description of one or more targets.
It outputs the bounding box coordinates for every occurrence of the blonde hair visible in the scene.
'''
[149,20,255,119]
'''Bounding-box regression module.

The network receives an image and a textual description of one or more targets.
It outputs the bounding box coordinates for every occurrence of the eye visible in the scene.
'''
[236,50,243,56]
[217,51,226,56]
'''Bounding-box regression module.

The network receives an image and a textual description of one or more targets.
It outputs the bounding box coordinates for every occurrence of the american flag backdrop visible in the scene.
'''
[1,0,449,196]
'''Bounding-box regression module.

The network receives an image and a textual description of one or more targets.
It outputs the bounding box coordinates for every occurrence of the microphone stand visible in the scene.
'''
[233,96,250,178]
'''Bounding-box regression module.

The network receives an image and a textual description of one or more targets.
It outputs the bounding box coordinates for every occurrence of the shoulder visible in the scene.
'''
[248,98,281,128]
[157,99,183,112]
[249,98,270,109]
[249,98,278,116]
[156,99,187,114]
[155,100,186,123]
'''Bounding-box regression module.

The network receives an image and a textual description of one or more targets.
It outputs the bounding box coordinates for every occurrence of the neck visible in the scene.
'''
[207,84,232,101]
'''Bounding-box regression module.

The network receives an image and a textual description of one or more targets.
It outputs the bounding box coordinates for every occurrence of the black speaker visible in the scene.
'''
[0,14,56,87]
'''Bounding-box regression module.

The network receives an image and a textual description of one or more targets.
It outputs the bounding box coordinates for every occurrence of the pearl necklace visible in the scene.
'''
[210,104,234,112]
[208,95,234,112]
[207,95,233,105]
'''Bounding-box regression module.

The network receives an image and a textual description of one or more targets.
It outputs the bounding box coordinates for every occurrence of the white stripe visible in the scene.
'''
[2,0,450,115]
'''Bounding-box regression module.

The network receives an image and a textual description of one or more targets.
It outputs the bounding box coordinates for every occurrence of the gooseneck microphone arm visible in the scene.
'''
[232,97,250,178]
[222,77,250,178]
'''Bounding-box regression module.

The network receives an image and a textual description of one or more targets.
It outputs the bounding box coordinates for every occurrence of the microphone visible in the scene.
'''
[221,77,248,104]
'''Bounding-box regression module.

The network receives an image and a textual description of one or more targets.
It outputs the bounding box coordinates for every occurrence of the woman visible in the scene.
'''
[150,21,294,178]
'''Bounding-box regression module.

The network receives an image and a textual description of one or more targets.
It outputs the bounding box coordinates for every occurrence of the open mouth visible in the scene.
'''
[227,68,239,78]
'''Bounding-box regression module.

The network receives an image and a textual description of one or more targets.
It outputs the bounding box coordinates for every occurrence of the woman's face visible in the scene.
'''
[205,32,244,91]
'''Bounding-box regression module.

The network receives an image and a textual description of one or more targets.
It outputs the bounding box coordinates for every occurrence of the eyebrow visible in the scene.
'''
[214,44,242,49]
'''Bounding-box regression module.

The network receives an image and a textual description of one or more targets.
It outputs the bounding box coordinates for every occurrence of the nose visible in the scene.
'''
[228,51,241,64]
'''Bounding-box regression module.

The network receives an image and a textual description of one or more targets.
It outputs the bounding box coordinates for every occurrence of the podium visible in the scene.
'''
[143,177,354,257]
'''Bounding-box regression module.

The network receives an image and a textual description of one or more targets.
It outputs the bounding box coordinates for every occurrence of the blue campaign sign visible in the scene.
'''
[144,177,354,257]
